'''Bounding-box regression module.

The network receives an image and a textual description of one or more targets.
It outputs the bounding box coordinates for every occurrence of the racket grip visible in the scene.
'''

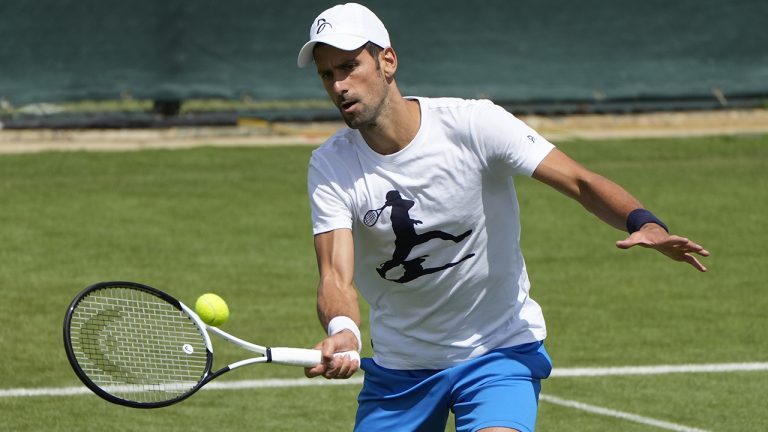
[269,347,360,367]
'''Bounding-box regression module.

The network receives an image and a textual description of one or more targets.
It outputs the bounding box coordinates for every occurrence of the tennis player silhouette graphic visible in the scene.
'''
[375,190,475,283]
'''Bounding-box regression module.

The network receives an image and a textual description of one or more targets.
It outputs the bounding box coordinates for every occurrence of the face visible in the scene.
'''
[314,44,392,129]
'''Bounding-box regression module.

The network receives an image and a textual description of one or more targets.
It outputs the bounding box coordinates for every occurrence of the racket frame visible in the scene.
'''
[63,281,356,408]
[63,281,216,408]
[363,205,386,227]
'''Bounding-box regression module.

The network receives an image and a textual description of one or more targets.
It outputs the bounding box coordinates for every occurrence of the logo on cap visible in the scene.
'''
[316,18,332,34]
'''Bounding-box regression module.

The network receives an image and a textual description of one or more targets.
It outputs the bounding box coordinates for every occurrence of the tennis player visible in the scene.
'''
[297,3,709,431]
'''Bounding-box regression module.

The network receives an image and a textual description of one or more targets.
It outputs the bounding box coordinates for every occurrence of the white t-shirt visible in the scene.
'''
[308,97,555,370]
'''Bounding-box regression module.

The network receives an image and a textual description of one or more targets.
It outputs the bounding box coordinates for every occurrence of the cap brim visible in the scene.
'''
[297,34,370,68]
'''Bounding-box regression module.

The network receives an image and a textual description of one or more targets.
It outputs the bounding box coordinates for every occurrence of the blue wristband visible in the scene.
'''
[626,209,669,233]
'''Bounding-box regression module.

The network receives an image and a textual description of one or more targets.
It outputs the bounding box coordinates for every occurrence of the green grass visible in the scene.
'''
[0,134,766,431]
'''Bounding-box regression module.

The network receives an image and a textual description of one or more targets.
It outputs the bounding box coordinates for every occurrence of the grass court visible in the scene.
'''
[0,133,766,431]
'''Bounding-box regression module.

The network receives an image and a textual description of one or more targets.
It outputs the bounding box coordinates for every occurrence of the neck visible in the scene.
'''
[360,96,421,155]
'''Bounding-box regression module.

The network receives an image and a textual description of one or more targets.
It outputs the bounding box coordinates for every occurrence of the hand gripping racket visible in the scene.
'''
[63,281,359,408]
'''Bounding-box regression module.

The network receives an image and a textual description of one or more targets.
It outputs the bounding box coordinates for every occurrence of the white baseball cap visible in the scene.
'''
[297,3,390,68]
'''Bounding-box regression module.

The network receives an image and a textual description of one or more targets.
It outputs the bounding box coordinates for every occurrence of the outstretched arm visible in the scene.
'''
[532,148,709,272]
[305,228,361,379]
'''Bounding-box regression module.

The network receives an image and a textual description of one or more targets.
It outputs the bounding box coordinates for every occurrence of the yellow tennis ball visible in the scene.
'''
[194,293,229,326]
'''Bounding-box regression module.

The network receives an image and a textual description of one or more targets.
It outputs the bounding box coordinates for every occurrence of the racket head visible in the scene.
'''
[363,209,379,226]
[63,281,213,408]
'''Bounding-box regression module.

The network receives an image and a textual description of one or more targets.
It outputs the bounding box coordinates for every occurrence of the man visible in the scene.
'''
[297,3,709,431]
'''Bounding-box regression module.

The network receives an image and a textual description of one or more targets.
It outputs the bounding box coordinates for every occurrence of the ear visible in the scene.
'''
[380,47,397,80]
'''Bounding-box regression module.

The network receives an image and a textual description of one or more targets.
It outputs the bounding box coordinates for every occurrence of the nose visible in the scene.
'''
[330,74,349,96]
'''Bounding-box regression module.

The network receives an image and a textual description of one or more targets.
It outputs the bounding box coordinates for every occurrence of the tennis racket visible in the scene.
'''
[63,281,360,408]
[363,205,386,226]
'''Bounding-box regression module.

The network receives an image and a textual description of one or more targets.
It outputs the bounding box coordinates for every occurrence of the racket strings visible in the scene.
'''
[363,209,380,226]
[69,286,208,403]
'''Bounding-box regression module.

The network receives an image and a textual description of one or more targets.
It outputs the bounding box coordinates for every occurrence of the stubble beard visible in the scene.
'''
[341,74,390,130]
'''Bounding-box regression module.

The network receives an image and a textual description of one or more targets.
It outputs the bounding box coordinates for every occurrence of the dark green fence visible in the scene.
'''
[1,0,766,114]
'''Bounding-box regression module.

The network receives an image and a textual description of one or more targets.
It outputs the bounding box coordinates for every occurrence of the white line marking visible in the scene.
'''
[550,361,768,377]
[0,377,366,398]
[540,394,710,432]
[0,386,93,398]
[2,361,766,399]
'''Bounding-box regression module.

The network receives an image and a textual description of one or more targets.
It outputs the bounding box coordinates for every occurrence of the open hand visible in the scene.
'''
[616,224,710,272]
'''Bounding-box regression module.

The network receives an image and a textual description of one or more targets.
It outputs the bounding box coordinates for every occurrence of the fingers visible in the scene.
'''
[616,230,710,272]
[662,236,710,257]
[304,364,324,378]
[681,239,710,257]
[683,253,708,272]
[324,352,360,379]
[304,335,360,379]
[663,236,710,272]
[305,352,360,379]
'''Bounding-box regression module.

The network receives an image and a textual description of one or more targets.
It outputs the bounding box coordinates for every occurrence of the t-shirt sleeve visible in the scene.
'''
[471,100,555,177]
[307,153,354,235]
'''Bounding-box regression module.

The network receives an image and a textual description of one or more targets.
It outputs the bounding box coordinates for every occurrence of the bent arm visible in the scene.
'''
[532,148,709,271]
[531,148,644,230]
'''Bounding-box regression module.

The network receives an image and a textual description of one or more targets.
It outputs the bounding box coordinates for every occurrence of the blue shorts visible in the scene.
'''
[355,341,552,432]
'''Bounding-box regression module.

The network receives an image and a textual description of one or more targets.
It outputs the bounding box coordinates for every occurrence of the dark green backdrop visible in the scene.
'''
[1,0,766,106]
